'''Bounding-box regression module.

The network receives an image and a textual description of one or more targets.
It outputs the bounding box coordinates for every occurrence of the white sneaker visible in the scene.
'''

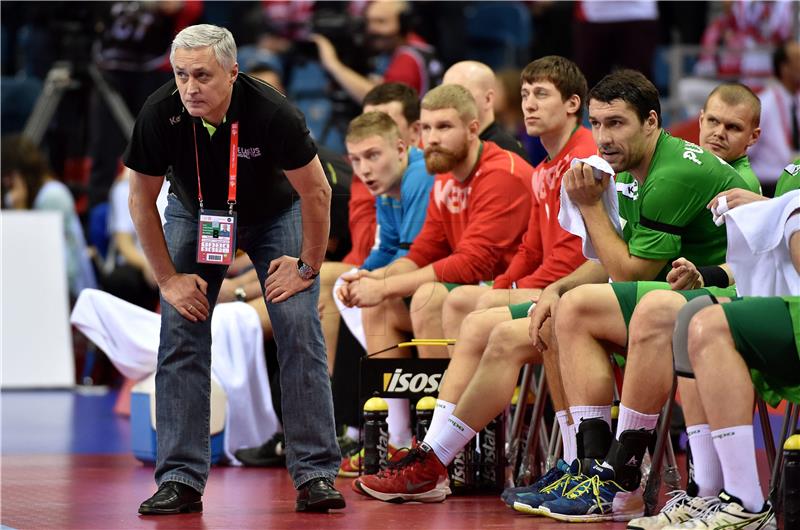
[664,494,776,530]
[627,490,720,529]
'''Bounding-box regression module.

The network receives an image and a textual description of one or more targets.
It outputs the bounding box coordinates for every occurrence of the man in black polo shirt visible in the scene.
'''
[125,24,344,514]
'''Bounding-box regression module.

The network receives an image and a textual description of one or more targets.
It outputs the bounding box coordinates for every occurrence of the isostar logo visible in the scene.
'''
[481,428,497,468]
[451,448,468,484]
[383,368,445,393]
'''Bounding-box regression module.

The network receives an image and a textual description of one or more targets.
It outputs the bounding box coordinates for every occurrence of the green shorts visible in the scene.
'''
[403,282,468,308]
[611,281,738,332]
[509,301,533,320]
[722,297,800,405]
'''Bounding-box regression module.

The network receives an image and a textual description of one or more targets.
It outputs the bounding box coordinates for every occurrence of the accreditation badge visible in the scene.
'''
[196,210,237,265]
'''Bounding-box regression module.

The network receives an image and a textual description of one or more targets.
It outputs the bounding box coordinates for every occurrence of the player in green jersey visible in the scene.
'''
[523,71,751,522]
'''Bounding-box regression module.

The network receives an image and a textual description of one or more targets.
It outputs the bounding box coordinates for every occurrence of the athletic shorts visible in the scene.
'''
[402,282,467,308]
[722,297,800,405]
[509,301,533,320]
[611,281,738,332]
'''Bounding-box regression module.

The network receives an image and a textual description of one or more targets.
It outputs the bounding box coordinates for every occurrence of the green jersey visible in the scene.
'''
[728,155,761,195]
[616,130,748,280]
[776,159,800,196]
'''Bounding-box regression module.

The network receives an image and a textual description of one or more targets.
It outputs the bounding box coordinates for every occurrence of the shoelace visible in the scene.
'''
[660,490,692,513]
[539,471,574,495]
[375,447,426,478]
[563,473,603,504]
[691,498,724,521]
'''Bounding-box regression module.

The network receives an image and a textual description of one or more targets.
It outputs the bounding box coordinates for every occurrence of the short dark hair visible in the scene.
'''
[520,56,588,121]
[363,82,420,124]
[773,40,793,78]
[1,134,51,209]
[704,82,761,127]
[588,69,662,127]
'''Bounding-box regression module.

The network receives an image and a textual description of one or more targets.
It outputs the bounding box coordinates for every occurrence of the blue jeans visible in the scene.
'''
[155,195,340,493]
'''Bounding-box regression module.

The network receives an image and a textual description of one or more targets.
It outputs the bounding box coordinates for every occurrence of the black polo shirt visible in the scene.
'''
[123,74,317,225]
[480,121,530,163]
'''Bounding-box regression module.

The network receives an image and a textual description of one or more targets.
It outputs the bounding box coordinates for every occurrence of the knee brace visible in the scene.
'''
[672,295,717,377]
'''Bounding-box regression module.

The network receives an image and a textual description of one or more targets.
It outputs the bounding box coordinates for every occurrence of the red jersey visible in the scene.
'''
[342,177,377,266]
[493,127,595,289]
[406,141,532,284]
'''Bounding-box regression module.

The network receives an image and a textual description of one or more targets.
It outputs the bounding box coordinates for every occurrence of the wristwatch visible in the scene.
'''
[234,286,247,302]
[297,258,319,280]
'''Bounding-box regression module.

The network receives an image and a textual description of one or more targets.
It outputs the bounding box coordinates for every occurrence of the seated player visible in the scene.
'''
[353,70,746,509]
[524,74,754,523]
[389,55,593,503]
[538,83,763,525]
[335,110,433,469]
[339,83,532,457]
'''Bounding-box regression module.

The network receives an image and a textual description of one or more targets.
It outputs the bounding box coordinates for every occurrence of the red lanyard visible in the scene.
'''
[192,120,239,214]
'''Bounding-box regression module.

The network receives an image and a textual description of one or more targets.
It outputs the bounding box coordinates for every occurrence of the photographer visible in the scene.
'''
[311,0,441,104]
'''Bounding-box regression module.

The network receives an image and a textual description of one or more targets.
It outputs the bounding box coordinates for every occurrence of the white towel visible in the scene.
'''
[722,190,800,296]
[332,269,368,351]
[70,289,280,464]
[558,155,624,261]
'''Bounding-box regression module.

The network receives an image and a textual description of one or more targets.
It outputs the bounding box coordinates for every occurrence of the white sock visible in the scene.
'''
[423,399,456,445]
[616,404,659,437]
[345,425,360,441]
[556,410,576,463]
[570,405,612,429]
[428,414,477,466]
[386,398,413,448]
[687,424,723,497]
[712,425,764,513]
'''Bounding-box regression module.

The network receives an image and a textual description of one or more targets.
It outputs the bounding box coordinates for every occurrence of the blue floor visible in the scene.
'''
[1,390,786,457]
[1,389,130,454]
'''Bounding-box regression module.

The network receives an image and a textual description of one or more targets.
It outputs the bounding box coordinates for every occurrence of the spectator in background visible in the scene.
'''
[87,1,201,210]
[312,0,442,103]
[572,0,659,88]
[748,40,800,197]
[442,61,530,161]
[678,0,794,117]
[100,168,167,310]
[1,135,96,298]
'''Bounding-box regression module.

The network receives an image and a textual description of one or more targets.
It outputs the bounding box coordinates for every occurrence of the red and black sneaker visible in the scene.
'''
[356,443,451,503]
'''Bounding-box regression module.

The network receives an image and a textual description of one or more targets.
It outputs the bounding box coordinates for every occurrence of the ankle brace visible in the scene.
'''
[576,418,613,461]
[606,428,654,490]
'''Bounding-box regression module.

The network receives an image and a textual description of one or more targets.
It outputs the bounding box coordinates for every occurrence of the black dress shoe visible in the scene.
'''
[138,481,203,515]
[234,432,287,467]
[295,478,346,512]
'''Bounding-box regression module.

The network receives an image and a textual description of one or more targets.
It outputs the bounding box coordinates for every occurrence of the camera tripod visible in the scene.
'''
[23,61,134,145]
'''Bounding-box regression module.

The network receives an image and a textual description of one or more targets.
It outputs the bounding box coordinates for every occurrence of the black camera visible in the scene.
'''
[292,4,368,74]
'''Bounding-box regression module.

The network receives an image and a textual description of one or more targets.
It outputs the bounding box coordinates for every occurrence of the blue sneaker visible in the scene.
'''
[538,460,644,522]
[511,459,582,515]
[501,459,568,506]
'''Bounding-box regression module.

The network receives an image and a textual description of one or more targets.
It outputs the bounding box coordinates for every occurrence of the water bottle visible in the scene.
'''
[363,396,389,475]
[415,396,436,442]
[478,413,506,491]
[781,433,800,530]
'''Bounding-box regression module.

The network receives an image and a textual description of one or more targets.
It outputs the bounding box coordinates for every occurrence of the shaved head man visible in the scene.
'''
[443,61,497,133]
[442,60,529,160]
